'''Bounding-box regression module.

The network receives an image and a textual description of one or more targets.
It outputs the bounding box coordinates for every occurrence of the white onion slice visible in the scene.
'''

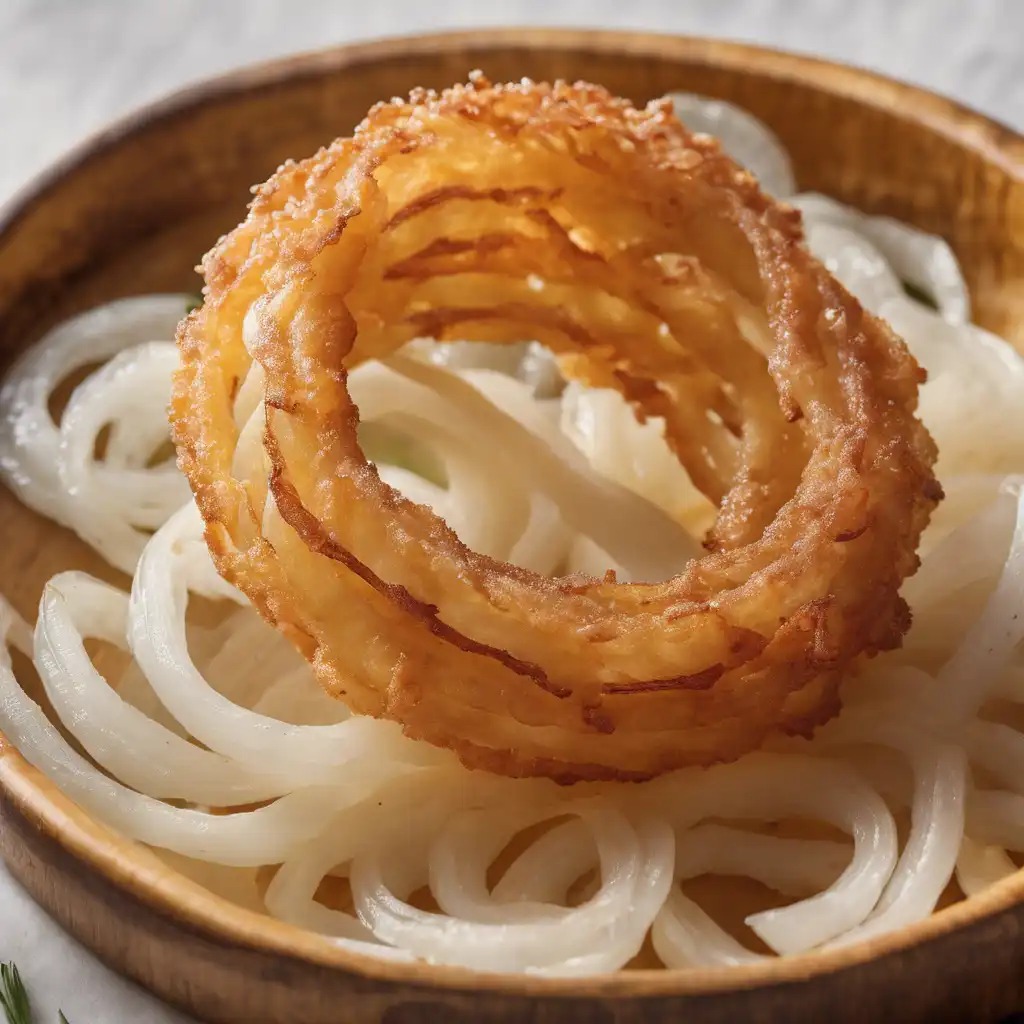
[667,92,796,198]
[881,300,1024,481]
[265,768,496,946]
[559,380,714,536]
[653,886,761,967]
[350,362,533,560]
[0,295,190,520]
[677,825,849,898]
[0,598,391,865]
[967,790,1024,850]
[802,221,903,311]
[901,484,1018,636]
[430,803,592,924]
[392,357,703,577]
[653,826,849,968]
[506,492,572,576]
[351,800,673,974]
[644,753,898,956]
[55,341,189,572]
[794,193,970,323]
[34,572,293,805]
[966,722,1024,794]
[956,837,1018,897]
[822,723,965,948]
[128,504,443,784]
[417,339,528,376]
[926,483,1024,730]
[490,818,595,905]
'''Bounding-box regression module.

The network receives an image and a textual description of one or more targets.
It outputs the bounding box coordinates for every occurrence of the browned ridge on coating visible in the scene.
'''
[172,74,940,781]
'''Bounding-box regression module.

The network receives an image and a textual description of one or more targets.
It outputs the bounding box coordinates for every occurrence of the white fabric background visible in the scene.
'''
[0,1,1020,1020]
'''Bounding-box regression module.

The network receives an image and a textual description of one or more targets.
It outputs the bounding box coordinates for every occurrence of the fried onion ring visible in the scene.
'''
[172,76,940,781]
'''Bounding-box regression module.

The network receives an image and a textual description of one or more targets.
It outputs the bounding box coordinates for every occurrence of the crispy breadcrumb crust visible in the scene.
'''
[173,75,940,781]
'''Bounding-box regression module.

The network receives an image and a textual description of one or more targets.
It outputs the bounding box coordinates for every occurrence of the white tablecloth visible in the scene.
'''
[0,0,1021,1020]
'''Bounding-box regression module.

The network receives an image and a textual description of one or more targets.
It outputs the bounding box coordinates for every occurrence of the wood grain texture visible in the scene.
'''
[0,29,1021,1024]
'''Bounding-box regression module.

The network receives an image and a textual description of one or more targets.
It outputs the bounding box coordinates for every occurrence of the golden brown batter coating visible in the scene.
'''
[173,75,939,781]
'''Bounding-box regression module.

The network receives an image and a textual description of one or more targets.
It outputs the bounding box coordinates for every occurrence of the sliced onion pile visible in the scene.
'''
[0,93,1021,973]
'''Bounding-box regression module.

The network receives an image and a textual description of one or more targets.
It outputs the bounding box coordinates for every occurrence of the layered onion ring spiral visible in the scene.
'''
[173,76,940,781]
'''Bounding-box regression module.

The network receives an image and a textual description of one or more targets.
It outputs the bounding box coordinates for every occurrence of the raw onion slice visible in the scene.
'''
[795,192,970,323]
[667,92,796,198]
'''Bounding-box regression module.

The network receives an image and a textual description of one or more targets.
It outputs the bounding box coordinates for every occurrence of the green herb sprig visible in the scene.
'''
[0,963,70,1024]
[0,963,30,1024]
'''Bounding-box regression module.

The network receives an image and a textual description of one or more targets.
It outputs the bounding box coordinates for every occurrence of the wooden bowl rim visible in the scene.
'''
[2,26,1021,242]
[2,26,1024,1002]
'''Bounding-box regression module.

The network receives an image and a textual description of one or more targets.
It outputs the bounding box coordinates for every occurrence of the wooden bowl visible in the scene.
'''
[1,29,1022,1024]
